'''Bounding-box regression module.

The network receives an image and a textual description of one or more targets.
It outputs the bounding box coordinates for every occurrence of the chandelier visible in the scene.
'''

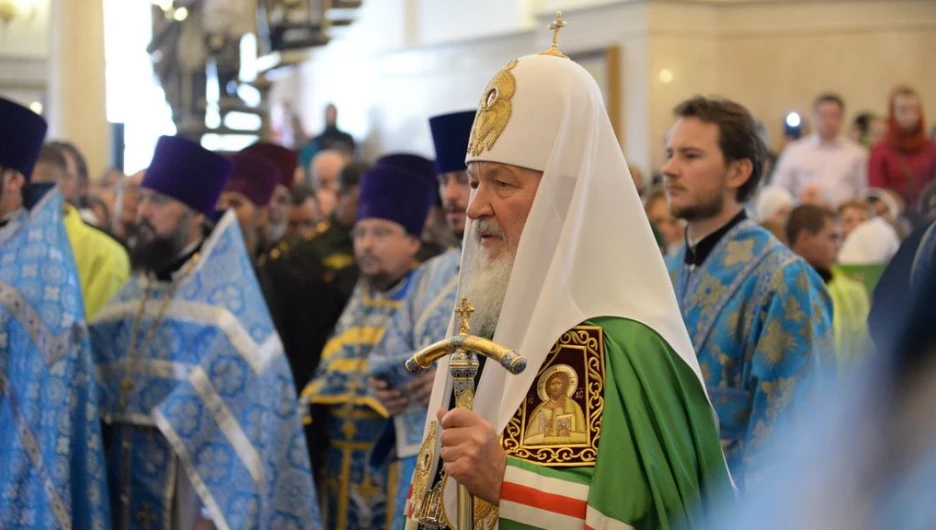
[0,0,38,26]
[151,0,189,22]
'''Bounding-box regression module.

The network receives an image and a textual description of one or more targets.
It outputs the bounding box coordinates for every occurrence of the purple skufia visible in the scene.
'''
[355,163,436,237]
[429,110,476,175]
[0,97,48,178]
[376,153,436,185]
[240,142,298,190]
[142,135,233,216]
[225,152,280,207]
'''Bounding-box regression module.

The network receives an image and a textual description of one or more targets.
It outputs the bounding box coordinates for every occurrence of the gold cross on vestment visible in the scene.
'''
[455,298,474,335]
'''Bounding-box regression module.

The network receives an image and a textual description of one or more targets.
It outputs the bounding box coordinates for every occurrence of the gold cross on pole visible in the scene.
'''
[454,298,474,335]
[539,11,569,58]
[549,11,567,50]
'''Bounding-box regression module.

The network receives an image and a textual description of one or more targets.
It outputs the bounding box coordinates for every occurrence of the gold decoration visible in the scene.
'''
[454,297,474,335]
[416,473,499,530]
[467,59,519,157]
[501,325,605,466]
[409,420,438,518]
[538,11,569,59]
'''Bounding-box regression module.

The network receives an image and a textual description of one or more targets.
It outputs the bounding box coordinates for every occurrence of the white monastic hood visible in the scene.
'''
[424,46,712,525]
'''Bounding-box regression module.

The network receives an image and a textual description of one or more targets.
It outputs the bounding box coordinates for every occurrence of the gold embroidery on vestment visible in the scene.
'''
[501,325,605,466]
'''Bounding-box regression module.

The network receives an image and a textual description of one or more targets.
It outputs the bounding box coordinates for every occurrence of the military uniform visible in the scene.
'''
[292,216,359,310]
[256,225,342,392]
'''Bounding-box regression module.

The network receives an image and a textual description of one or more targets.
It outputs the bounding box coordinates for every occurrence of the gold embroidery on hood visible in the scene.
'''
[467,59,519,157]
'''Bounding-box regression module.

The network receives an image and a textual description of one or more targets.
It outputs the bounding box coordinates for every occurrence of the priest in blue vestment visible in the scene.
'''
[301,161,436,530]
[90,136,320,529]
[664,96,834,491]
[367,110,475,529]
[0,97,111,529]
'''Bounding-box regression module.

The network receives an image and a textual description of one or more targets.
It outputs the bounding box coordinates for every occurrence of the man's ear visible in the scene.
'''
[409,235,422,256]
[2,169,25,192]
[726,158,753,194]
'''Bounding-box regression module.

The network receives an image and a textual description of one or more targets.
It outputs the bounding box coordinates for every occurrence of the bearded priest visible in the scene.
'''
[403,15,731,530]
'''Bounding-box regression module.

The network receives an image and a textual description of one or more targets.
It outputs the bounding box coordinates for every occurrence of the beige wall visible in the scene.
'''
[715,1,936,155]
[641,0,936,169]
[0,0,50,58]
[0,0,50,119]
[272,0,936,172]
[0,0,109,179]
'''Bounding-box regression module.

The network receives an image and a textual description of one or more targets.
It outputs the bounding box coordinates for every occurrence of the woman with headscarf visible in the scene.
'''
[755,186,795,225]
[869,85,936,208]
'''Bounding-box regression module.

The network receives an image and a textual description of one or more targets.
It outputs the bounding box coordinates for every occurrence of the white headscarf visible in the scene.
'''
[423,49,708,491]
[838,216,900,265]
[755,186,794,223]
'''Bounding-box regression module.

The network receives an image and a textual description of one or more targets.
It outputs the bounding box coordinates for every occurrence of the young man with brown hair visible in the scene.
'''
[665,96,834,491]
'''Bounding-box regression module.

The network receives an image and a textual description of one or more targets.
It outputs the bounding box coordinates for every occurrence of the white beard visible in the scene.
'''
[459,246,514,338]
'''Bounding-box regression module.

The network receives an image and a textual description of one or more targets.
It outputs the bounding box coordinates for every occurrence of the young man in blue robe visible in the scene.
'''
[368,110,476,528]
[0,97,111,529]
[664,96,834,491]
[90,136,320,529]
[301,162,436,529]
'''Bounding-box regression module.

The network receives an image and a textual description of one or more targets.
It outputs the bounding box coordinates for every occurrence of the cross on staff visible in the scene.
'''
[455,297,474,335]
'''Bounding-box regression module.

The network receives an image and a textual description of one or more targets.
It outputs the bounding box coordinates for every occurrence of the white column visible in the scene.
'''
[47,0,110,178]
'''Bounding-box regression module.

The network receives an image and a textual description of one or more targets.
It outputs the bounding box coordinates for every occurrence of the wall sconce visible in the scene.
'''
[0,0,39,26]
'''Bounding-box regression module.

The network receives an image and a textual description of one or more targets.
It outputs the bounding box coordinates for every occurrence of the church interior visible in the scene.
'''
[2,1,936,529]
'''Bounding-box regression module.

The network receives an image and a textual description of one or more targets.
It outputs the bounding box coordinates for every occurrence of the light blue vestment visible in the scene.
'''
[303,269,421,530]
[368,247,460,528]
[669,220,834,491]
[0,188,111,530]
[91,212,320,529]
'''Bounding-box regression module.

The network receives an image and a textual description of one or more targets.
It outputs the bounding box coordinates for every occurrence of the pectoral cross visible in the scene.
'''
[454,298,474,335]
[118,378,134,412]
[135,502,158,530]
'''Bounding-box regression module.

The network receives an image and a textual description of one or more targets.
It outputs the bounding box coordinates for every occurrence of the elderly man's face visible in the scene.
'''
[465,162,543,262]
[311,151,347,192]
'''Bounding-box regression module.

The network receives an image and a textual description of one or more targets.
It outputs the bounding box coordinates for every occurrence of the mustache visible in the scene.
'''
[443,200,466,213]
[472,219,506,240]
[357,251,378,263]
[136,218,156,234]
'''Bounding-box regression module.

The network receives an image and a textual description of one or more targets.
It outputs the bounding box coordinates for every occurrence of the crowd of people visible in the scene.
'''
[2,17,936,530]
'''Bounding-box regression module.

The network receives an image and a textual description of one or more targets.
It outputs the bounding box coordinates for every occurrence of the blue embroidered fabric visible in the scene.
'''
[91,212,320,529]
[0,189,111,529]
